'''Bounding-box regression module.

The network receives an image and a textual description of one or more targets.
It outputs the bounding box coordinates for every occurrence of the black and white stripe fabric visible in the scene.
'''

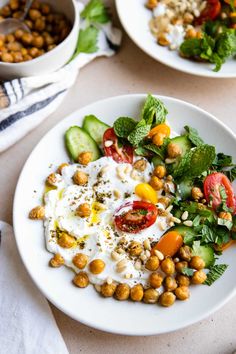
[0,17,121,153]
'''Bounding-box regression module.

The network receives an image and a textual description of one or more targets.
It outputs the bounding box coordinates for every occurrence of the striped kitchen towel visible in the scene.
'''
[0,3,122,153]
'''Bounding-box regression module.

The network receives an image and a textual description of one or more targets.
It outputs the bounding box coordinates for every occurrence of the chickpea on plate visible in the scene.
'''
[29,94,236,308]
[147,0,236,71]
[0,0,71,63]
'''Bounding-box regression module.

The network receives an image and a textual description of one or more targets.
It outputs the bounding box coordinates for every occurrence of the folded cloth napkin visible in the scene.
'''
[0,1,122,153]
[0,221,69,354]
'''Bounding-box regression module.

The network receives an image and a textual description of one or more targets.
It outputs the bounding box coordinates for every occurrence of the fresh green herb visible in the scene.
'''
[180,30,236,72]
[217,218,233,230]
[184,231,196,245]
[141,94,168,125]
[144,143,165,160]
[113,117,137,138]
[225,166,236,182]
[127,119,151,146]
[181,267,194,276]
[192,241,215,268]
[213,153,233,169]
[218,186,234,212]
[200,224,230,246]
[139,209,148,216]
[134,146,150,156]
[230,0,236,11]
[173,144,216,179]
[184,125,204,146]
[71,26,99,60]
[204,264,228,286]
[81,0,109,24]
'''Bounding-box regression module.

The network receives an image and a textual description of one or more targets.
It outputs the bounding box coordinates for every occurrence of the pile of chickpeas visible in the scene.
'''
[0,0,72,63]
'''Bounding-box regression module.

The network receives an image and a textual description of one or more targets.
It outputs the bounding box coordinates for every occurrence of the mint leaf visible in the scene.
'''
[128,120,151,146]
[213,152,233,169]
[184,126,204,146]
[204,264,228,286]
[142,94,168,125]
[144,143,165,160]
[71,26,98,60]
[225,166,236,182]
[134,146,150,156]
[81,0,109,24]
[217,218,233,230]
[181,267,194,276]
[200,224,230,246]
[113,117,137,138]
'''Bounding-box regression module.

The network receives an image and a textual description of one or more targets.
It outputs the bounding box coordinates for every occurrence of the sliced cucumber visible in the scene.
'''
[65,126,101,162]
[152,156,165,167]
[82,115,110,145]
[171,135,192,156]
[171,225,197,239]
[192,242,215,268]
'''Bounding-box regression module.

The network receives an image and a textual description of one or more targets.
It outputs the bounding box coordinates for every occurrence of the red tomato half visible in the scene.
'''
[114,201,158,233]
[196,0,221,25]
[203,172,235,211]
[103,128,133,164]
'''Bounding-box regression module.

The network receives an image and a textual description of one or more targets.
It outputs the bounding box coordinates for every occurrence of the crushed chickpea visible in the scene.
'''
[191,187,204,201]
[159,291,176,307]
[191,270,207,284]
[143,288,159,304]
[163,276,178,291]
[49,253,64,267]
[58,232,75,248]
[149,272,163,288]
[149,176,163,191]
[153,165,166,178]
[128,241,143,257]
[101,282,117,297]
[29,205,45,220]
[167,142,182,158]
[73,272,89,288]
[179,245,192,262]
[78,151,93,165]
[133,159,147,171]
[175,286,190,300]
[114,283,130,300]
[76,203,91,218]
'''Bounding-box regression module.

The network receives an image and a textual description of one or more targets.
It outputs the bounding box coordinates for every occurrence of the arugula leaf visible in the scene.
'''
[113,117,137,138]
[204,264,228,286]
[81,0,109,24]
[71,26,99,60]
[200,224,230,245]
[127,120,151,146]
[184,126,204,146]
[141,94,168,125]
[181,267,194,276]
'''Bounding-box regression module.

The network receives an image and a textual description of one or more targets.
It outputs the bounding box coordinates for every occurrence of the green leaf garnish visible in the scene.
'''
[113,117,137,138]
[181,267,194,276]
[141,94,168,125]
[204,264,228,286]
[184,126,204,147]
[81,0,109,24]
[70,26,99,61]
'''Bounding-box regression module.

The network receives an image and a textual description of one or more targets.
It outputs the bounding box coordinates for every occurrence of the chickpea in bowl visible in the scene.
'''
[0,0,79,79]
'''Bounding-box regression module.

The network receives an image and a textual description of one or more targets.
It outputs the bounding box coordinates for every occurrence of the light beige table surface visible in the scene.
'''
[1,1,236,353]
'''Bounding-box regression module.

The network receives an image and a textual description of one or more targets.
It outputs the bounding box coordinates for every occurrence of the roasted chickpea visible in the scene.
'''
[24,20,33,29]
[46,172,57,186]
[28,47,39,57]
[89,259,105,274]
[149,176,163,191]
[130,284,144,302]
[158,197,170,208]
[189,256,205,270]
[14,29,24,40]
[41,3,51,15]
[9,0,19,10]
[167,142,182,158]
[0,5,11,17]
[44,33,54,46]
[191,270,207,284]
[179,245,192,262]
[175,261,188,273]
[146,0,158,10]
[13,10,23,19]
[114,283,130,300]
[152,133,164,146]
[76,203,91,218]
[133,159,147,171]
[149,272,163,288]
[128,241,143,257]
[34,18,46,31]
[101,282,117,297]
[12,51,23,62]
[29,205,45,220]
[176,274,190,287]
[7,41,22,51]
[57,163,69,175]
[6,34,15,43]
[48,44,56,51]
[191,187,203,201]
[145,256,160,271]
[58,233,76,248]
[1,52,13,63]
[161,257,175,275]
[49,253,64,267]
[153,165,166,178]
[32,35,44,48]
[143,288,159,304]
[78,151,92,165]
[163,276,178,291]
[159,291,176,307]
[23,54,33,61]
[73,170,88,185]
[22,32,33,45]
[29,9,41,21]
[73,272,89,288]
[21,47,28,56]
[175,286,190,300]
[72,253,88,269]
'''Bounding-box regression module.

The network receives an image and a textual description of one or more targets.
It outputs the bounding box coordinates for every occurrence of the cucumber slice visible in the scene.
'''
[171,135,192,156]
[171,225,197,239]
[152,156,165,167]
[65,126,101,162]
[192,242,215,268]
[82,115,110,145]
[178,179,193,200]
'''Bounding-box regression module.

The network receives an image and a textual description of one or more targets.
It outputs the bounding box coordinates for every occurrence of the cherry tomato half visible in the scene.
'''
[196,0,221,25]
[114,201,158,233]
[203,172,235,211]
[103,128,133,164]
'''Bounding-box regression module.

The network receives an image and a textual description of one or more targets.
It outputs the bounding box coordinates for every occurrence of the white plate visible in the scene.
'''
[13,94,236,336]
[115,0,236,78]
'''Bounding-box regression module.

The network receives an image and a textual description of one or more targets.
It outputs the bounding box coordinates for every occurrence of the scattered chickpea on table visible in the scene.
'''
[0,0,72,63]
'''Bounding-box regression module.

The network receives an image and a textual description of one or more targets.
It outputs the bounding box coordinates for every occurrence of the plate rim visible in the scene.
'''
[13,93,236,336]
[115,0,236,79]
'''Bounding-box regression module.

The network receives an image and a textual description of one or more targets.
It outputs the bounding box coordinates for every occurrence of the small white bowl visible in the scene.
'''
[0,0,79,80]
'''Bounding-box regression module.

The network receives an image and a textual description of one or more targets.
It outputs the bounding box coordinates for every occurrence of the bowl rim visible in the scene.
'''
[0,0,79,68]
[13,93,236,336]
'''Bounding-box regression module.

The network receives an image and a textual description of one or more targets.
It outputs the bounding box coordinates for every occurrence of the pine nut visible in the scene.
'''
[154,249,164,261]
[183,220,193,227]
[117,258,128,268]
[100,165,110,175]
[171,216,181,224]
[140,254,147,262]
[181,211,189,221]
[111,251,121,261]
[116,265,127,273]
[174,257,180,263]
[124,273,131,279]
[106,276,113,285]
[94,284,101,292]
[134,259,142,270]
[165,158,176,164]
[113,189,121,199]
[158,221,166,231]
[145,250,151,258]
[124,164,132,174]
[143,239,151,250]
[104,140,113,147]
[166,205,173,213]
